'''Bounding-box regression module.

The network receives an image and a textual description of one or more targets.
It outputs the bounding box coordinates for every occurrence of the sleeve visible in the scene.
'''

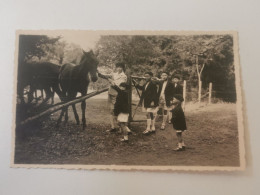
[179,85,183,95]
[112,85,121,93]
[97,72,112,79]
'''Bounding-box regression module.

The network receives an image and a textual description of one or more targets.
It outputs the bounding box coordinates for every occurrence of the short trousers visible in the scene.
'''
[117,113,129,122]
[142,105,159,113]
[158,96,172,110]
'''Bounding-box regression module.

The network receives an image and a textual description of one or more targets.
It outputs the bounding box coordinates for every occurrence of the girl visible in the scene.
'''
[170,94,187,151]
[113,82,130,142]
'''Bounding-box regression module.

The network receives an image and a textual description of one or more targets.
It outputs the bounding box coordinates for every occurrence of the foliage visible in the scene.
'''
[95,35,236,102]
[17,34,237,102]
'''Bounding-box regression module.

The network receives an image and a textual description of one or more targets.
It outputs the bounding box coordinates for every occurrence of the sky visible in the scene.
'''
[39,31,102,51]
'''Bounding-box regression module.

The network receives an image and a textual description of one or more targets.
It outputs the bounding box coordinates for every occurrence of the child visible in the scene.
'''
[98,62,127,132]
[168,74,183,124]
[134,72,159,135]
[155,72,174,130]
[170,94,187,151]
[113,82,131,142]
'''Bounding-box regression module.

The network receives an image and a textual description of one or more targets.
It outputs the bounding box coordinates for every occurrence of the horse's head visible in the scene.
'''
[81,50,99,82]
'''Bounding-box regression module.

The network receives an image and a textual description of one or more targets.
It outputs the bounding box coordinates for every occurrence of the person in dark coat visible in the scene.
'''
[155,72,175,130]
[97,62,127,132]
[113,82,131,142]
[170,94,187,151]
[133,72,159,134]
[168,74,184,123]
[172,74,183,96]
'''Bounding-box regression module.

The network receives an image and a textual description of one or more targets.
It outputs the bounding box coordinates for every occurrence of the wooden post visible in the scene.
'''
[209,82,212,104]
[183,80,186,111]
[198,80,202,104]
[128,75,133,122]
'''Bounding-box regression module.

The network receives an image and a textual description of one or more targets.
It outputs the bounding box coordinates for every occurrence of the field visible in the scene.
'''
[14,95,240,167]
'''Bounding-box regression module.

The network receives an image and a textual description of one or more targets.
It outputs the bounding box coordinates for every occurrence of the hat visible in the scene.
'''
[144,71,153,76]
[173,94,184,102]
[171,74,180,80]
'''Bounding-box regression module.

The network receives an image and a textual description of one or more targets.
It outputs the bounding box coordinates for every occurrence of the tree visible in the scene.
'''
[18,35,61,65]
[94,34,235,102]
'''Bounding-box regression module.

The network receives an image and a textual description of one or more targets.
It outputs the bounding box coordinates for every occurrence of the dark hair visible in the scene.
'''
[161,71,168,75]
[119,82,129,90]
[115,62,126,72]
[119,82,127,88]
[171,75,180,80]
[144,71,153,76]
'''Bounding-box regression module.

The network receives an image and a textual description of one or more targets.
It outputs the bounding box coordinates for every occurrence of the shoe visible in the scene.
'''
[160,125,165,130]
[120,138,129,142]
[143,129,151,135]
[150,130,156,134]
[174,146,183,151]
[127,129,133,135]
[106,128,117,133]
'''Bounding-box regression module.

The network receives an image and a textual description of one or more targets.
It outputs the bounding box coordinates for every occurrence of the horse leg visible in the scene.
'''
[41,89,44,99]
[28,86,35,103]
[56,107,66,127]
[18,84,25,104]
[81,100,86,130]
[35,90,38,103]
[64,106,69,124]
[51,88,55,104]
[72,104,80,125]
[42,87,52,104]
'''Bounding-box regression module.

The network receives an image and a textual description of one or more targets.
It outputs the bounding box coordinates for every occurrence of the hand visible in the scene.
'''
[151,77,159,81]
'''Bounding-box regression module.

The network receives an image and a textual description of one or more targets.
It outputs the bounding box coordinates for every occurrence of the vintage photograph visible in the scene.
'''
[12,30,245,171]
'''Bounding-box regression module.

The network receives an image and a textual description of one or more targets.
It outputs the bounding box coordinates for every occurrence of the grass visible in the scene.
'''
[14,97,240,167]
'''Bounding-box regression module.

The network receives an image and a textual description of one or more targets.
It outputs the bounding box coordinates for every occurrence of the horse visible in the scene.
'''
[17,62,62,104]
[56,50,99,130]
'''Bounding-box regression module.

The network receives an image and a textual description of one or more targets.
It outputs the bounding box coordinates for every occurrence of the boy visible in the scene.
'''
[170,94,187,151]
[134,72,159,135]
[156,72,174,130]
[113,82,131,142]
[172,75,183,96]
[98,62,127,132]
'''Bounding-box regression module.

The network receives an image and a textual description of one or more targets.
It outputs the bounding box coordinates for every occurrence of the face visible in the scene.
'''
[84,50,98,82]
[144,73,151,82]
[161,73,168,81]
[172,78,179,83]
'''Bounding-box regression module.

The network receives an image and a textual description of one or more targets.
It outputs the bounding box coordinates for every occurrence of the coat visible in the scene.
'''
[113,85,129,116]
[157,80,175,107]
[172,83,183,96]
[136,81,159,108]
[171,103,187,131]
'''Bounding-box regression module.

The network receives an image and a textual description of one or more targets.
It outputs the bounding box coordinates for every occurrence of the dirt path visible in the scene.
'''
[15,99,240,167]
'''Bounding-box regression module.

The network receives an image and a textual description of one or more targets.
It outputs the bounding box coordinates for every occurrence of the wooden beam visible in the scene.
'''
[18,88,109,126]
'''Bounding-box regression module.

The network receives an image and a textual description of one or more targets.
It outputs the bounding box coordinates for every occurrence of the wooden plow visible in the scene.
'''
[18,75,148,127]
[18,88,109,127]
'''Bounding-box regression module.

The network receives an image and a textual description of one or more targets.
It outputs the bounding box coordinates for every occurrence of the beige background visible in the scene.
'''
[0,0,259,194]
